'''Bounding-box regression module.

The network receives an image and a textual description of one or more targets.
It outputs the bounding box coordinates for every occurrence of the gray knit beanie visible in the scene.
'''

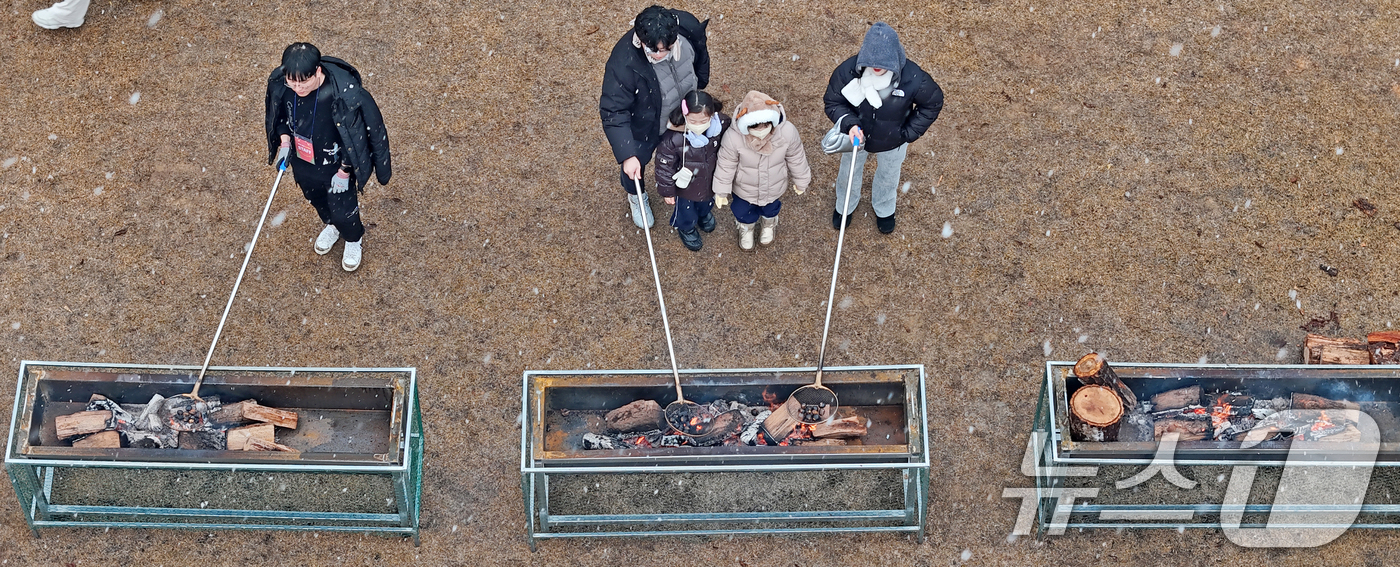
[855,22,906,73]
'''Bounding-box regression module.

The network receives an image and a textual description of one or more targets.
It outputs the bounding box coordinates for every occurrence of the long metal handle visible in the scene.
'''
[191,165,287,397]
[632,177,685,402]
[815,143,861,387]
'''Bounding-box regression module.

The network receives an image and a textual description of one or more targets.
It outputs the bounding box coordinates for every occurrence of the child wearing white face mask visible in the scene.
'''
[654,90,731,251]
[712,90,812,251]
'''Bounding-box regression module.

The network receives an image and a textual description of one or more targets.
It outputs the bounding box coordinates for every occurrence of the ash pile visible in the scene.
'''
[581,397,870,450]
[58,394,300,453]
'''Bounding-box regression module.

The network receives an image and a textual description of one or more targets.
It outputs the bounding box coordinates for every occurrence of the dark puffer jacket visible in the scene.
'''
[599,10,711,165]
[264,56,391,192]
[653,113,731,201]
[823,57,944,154]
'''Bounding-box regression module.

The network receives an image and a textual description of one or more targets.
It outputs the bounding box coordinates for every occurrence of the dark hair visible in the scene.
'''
[668,91,723,127]
[634,5,679,50]
[281,42,321,81]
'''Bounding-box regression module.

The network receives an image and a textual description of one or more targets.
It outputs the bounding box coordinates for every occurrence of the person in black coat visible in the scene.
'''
[600,5,710,229]
[823,22,943,234]
[264,43,391,272]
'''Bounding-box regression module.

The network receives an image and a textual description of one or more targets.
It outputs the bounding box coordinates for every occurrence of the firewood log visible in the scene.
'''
[72,430,121,448]
[1319,424,1362,442]
[243,402,298,429]
[1153,418,1209,441]
[1069,385,1122,442]
[1304,334,1371,365]
[1149,386,1201,411]
[1073,353,1137,410]
[605,400,666,432]
[1291,393,1360,411]
[799,438,848,446]
[245,436,299,453]
[811,416,868,439]
[1369,332,1400,365]
[208,400,255,427]
[56,410,112,439]
[228,423,276,450]
[760,397,803,443]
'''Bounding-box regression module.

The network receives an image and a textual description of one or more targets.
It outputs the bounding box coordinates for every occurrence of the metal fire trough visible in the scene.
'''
[520,365,929,549]
[6,361,423,542]
[1029,362,1400,535]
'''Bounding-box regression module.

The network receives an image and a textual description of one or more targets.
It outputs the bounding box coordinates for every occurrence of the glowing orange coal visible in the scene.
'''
[775,423,815,446]
[1311,411,1334,432]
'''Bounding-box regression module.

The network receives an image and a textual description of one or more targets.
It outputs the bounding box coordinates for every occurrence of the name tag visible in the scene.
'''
[294,133,315,163]
[892,89,905,97]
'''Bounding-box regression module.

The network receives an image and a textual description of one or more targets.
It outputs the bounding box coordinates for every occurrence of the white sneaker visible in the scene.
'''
[626,192,655,228]
[314,225,339,255]
[32,0,90,29]
[342,240,362,272]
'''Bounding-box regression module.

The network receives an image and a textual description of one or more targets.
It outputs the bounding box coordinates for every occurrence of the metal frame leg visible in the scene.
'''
[523,472,534,551]
[6,462,45,537]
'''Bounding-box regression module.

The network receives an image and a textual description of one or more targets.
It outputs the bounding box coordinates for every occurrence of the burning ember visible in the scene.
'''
[1312,411,1335,432]
[1079,383,1366,444]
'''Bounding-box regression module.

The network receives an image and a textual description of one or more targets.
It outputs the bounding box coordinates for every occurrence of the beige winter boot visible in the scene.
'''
[736,221,756,251]
[758,215,778,246]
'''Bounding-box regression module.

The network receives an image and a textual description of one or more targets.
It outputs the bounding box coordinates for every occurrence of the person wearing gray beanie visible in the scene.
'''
[823,22,944,234]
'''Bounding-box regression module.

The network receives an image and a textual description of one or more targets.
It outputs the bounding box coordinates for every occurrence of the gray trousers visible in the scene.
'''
[833,142,908,218]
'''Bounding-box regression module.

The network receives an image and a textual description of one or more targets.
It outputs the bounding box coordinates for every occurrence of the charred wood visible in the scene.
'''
[605,400,666,433]
[72,430,121,448]
[1150,386,1201,412]
[1369,332,1400,365]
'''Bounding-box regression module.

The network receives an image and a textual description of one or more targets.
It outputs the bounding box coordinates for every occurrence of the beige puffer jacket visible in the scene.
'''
[712,90,812,207]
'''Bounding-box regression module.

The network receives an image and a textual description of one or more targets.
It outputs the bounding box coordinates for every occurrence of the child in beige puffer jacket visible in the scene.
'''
[712,90,812,250]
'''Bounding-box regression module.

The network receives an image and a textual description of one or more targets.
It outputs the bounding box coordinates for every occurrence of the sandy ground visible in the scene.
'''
[3,0,1400,564]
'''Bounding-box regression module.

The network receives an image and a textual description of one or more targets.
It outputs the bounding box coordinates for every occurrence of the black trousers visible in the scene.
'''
[618,144,657,195]
[298,176,365,242]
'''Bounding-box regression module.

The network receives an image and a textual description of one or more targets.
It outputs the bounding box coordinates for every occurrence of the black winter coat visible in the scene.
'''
[599,10,711,165]
[823,56,944,154]
[653,113,731,201]
[265,57,391,192]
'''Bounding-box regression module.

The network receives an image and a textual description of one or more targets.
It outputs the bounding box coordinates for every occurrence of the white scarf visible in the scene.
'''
[840,67,893,109]
[633,33,682,64]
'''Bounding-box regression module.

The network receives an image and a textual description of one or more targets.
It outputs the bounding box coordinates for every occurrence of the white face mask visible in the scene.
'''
[749,124,773,139]
[685,121,709,134]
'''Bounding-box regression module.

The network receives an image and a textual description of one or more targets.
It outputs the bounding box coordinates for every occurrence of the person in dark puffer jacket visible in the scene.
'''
[823,22,944,234]
[600,5,711,229]
[653,91,730,251]
[265,43,391,272]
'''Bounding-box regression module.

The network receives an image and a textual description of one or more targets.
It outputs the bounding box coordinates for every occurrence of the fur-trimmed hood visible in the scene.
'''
[733,90,785,135]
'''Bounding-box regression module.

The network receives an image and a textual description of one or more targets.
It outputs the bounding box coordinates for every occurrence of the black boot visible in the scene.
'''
[876,213,896,234]
[832,209,854,230]
[678,228,704,251]
[698,210,717,233]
